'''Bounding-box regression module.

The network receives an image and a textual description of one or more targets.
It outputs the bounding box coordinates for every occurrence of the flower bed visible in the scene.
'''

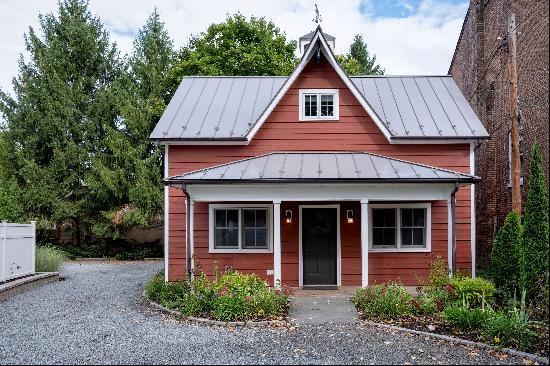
[352,258,549,357]
[145,268,289,322]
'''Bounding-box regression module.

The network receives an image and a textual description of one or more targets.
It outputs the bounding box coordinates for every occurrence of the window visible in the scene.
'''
[209,205,272,253]
[299,89,339,121]
[369,203,431,252]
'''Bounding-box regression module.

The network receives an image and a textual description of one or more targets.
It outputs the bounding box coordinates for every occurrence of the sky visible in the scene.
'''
[0,0,469,96]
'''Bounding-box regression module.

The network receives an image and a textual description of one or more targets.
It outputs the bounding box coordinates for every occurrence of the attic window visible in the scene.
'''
[299,89,339,121]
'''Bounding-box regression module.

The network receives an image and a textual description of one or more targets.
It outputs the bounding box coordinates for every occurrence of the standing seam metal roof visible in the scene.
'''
[167,152,478,183]
[150,75,488,141]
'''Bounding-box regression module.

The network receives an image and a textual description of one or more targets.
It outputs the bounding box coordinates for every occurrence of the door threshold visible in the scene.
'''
[301,285,339,290]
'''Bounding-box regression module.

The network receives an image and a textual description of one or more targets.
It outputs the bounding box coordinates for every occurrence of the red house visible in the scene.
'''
[150,28,489,288]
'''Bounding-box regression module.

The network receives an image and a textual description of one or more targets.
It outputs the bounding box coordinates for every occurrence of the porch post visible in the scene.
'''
[360,199,369,287]
[189,199,194,275]
[273,200,282,288]
[447,191,457,277]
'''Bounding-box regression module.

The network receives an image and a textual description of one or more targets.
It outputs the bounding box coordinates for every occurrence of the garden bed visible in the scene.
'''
[144,268,290,323]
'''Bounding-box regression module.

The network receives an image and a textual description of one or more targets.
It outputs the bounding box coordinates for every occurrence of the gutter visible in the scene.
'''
[450,182,459,275]
[182,186,193,276]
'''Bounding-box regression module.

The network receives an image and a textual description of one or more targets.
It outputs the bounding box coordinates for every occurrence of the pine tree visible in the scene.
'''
[337,34,384,75]
[490,211,522,299]
[87,9,174,238]
[0,0,121,241]
[520,143,549,301]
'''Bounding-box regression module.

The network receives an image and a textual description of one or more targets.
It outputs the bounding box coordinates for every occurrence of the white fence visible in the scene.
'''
[0,221,36,283]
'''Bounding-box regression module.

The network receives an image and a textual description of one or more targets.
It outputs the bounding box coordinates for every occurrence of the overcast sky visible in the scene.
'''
[0,0,468,96]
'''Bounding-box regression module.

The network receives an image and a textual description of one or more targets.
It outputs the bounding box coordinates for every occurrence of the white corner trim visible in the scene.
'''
[208,203,273,254]
[245,28,392,143]
[298,204,341,287]
[447,197,453,276]
[360,200,369,287]
[470,142,476,277]
[368,202,432,253]
[298,89,340,121]
[163,145,169,282]
[273,201,282,288]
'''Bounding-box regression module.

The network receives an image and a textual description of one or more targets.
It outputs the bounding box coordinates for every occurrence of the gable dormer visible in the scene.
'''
[299,30,335,54]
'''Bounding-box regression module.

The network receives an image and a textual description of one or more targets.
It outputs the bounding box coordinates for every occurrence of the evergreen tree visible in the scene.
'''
[490,211,522,299]
[337,34,384,75]
[520,143,549,301]
[167,13,297,91]
[87,9,174,238]
[0,0,121,241]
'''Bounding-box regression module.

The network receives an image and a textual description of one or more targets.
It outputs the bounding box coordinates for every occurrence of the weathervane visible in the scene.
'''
[313,3,322,25]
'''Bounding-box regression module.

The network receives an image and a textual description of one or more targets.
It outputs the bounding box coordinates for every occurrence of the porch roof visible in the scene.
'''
[166,152,478,185]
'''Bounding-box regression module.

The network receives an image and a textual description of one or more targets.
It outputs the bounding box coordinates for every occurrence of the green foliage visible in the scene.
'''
[35,245,68,272]
[427,256,451,289]
[0,0,121,240]
[520,143,549,302]
[451,276,495,309]
[442,303,492,329]
[61,239,162,260]
[490,211,522,300]
[353,282,413,319]
[167,13,297,90]
[482,291,540,351]
[87,9,172,238]
[336,34,384,75]
[145,269,288,321]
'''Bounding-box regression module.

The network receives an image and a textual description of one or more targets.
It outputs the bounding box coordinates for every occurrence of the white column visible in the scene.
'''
[1,221,6,282]
[273,200,281,288]
[360,199,369,287]
[189,200,194,274]
[470,142,476,278]
[447,198,453,277]
[163,145,169,282]
[31,221,36,274]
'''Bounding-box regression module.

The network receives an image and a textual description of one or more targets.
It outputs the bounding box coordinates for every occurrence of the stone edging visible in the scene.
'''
[144,292,288,327]
[0,272,59,301]
[361,320,549,365]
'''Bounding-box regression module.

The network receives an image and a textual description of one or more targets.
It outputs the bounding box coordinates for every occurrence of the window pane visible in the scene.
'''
[372,228,396,247]
[373,208,396,227]
[255,210,267,227]
[227,209,239,228]
[243,228,255,247]
[243,209,255,228]
[320,94,334,117]
[401,208,413,227]
[401,228,413,246]
[413,209,425,227]
[304,94,318,117]
[215,228,238,248]
[215,210,226,227]
[413,228,424,246]
[373,228,384,246]
[255,228,267,247]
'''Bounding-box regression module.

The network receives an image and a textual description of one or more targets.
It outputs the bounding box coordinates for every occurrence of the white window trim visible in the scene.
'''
[208,203,273,254]
[299,89,339,121]
[368,203,431,253]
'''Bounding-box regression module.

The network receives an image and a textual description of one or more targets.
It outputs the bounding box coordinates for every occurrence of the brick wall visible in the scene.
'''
[449,0,549,268]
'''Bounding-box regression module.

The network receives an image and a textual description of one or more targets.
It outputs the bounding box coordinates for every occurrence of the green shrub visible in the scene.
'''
[482,304,539,352]
[521,143,549,302]
[35,245,68,272]
[490,211,522,300]
[427,256,450,289]
[353,282,413,319]
[442,303,492,329]
[145,270,288,321]
[451,276,495,309]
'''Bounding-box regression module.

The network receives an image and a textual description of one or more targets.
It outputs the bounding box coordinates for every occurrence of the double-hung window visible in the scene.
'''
[299,89,339,121]
[369,203,431,252]
[209,204,272,253]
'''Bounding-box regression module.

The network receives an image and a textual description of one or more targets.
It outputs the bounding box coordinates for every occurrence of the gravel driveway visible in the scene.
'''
[0,261,530,365]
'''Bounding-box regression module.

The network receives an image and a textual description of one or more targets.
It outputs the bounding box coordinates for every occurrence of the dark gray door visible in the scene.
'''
[302,207,337,286]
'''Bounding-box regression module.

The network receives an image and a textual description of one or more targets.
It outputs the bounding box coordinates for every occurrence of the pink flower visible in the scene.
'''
[411,298,420,308]
[218,286,228,296]
[435,298,445,311]
[245,296,252,302]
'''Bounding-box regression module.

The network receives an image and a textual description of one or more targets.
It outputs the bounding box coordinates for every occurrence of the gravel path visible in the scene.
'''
[0,261,531,365]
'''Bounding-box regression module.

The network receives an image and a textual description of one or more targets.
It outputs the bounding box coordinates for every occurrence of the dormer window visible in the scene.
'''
[299,89,339,121]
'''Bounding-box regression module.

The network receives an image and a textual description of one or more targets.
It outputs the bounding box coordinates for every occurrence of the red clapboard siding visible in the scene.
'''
[166,56,473,285]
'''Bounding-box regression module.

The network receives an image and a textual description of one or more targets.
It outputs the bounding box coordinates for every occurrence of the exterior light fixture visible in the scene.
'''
[285,210,293,224]
[347,209,354,224]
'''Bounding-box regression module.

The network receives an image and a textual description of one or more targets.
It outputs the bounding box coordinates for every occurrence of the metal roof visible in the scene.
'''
[299,30,335,41]
[167,152,478,184]
[150,74,488,142]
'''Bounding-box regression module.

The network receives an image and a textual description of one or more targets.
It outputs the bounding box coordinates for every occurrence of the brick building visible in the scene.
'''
[449,0,549,268]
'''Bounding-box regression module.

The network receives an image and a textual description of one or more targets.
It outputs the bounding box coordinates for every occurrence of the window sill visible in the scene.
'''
[209,248,273,254]
[369,248,430,253]
[299,117,339,122]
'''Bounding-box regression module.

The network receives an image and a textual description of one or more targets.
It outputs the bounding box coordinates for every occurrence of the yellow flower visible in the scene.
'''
[494,336,500,343]
[258,309,265,317]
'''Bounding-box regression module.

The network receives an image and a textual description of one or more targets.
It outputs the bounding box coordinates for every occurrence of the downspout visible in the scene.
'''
[451,183,459,275]
[182,186,193,277]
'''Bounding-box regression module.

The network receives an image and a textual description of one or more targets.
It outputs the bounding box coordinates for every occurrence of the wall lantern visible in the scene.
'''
[346,209,354,224]
[285,210,293,224]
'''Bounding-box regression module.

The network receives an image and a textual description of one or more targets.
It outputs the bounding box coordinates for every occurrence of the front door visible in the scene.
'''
[302,207,337,286]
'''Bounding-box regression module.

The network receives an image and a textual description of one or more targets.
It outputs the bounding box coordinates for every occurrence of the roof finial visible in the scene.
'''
[313,3,322,26]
